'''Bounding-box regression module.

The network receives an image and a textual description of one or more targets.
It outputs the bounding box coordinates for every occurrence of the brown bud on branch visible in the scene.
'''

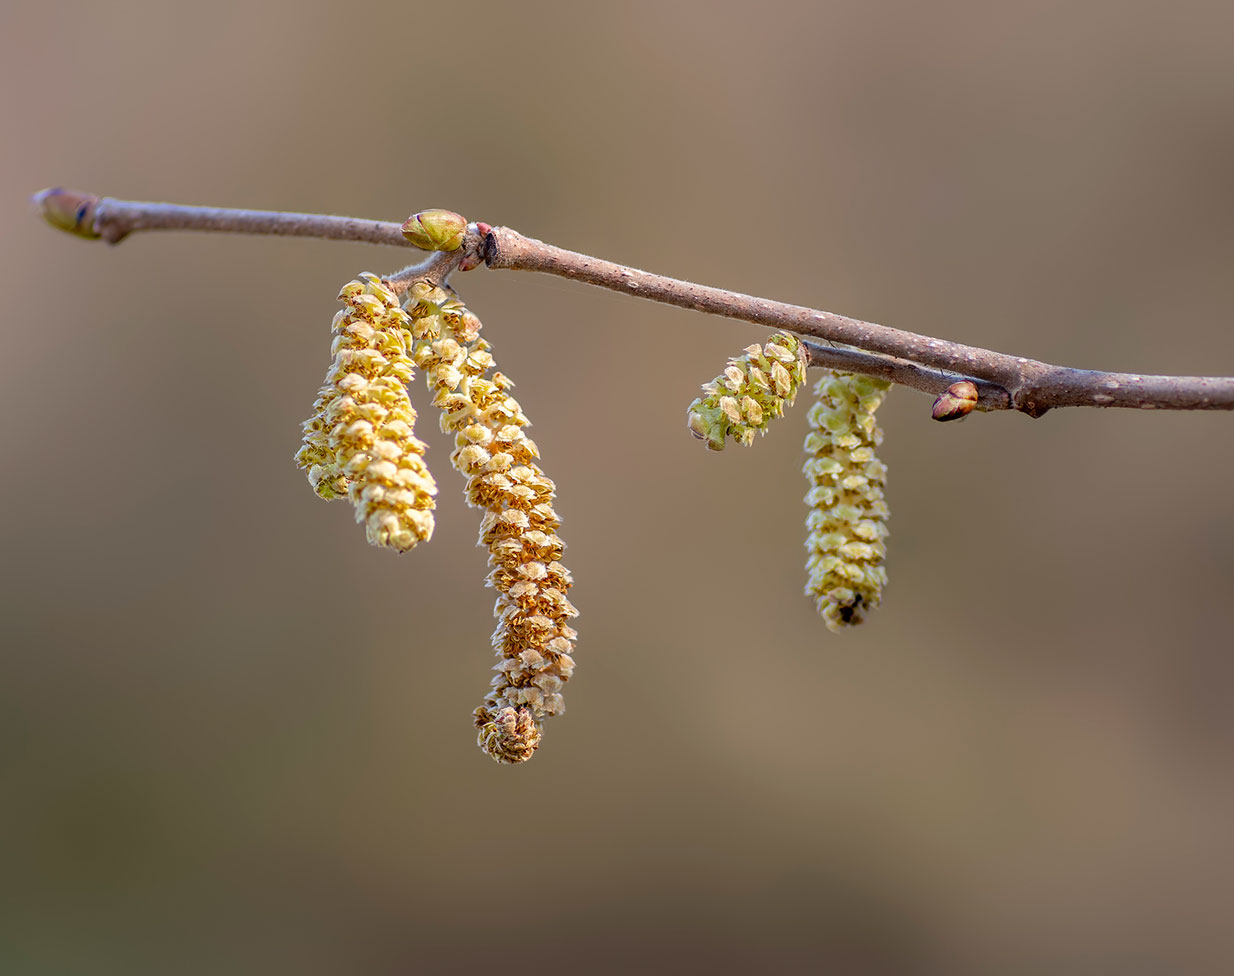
[931,381,980,422]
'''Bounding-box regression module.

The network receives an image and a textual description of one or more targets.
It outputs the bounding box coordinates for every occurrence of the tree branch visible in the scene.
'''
[35,190,1233,417]
[484,227,1234,417]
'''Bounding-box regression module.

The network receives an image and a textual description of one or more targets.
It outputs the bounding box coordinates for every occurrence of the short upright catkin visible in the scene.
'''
[687,333,809,450]
[405,281,577,764]
[803,372,891,631]
[295,274,436,552]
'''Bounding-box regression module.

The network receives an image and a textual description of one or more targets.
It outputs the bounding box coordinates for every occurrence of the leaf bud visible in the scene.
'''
[401,209,468,252]
[931,381,979,422]
[34,187,101,240]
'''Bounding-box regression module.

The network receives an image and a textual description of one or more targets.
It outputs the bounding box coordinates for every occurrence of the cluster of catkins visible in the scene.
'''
[295,267,893,762]
[687,336,891,632]
[296,273,575,764]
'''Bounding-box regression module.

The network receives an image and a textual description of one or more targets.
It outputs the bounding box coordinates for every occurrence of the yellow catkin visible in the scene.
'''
[803,371,891,632]
[404,281,577,764]
[687,333,808,450]
[295,274,436,552]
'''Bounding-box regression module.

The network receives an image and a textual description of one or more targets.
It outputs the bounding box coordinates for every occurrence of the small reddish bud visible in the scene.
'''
[931,381,979,422]
[457,224,486,272]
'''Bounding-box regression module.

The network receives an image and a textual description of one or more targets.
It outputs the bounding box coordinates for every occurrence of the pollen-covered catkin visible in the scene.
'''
[803,371,891,632]
[404,281,577,764]
[687,333,808,450]
[295,274,436,552]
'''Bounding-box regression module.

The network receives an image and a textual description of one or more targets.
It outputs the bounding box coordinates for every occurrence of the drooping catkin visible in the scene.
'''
[295,274,436,552]
[687,333,808,450]
[803,371,891,632]
[404,281,577,764]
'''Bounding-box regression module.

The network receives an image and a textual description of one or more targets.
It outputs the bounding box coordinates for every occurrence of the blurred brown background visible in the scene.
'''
[3,1,1233,972]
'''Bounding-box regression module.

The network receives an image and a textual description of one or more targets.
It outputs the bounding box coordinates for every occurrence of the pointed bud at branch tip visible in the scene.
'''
[401,209,467,251]
[932,381,979,421]
[34,187,101,240]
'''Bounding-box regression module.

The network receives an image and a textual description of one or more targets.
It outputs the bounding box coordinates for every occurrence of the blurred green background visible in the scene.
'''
[4,1,1233,972]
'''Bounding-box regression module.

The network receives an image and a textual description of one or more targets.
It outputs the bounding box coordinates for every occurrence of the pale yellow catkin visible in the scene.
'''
[404,281,577,764]
[687,333,808,450]
[295,274,436,553]
[803,371,891,632]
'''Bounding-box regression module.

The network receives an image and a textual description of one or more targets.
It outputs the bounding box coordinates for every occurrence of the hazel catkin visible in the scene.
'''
[404,280,577,764]
[295,274,436,552]
[687,333,808,450]
[802,371,891,632]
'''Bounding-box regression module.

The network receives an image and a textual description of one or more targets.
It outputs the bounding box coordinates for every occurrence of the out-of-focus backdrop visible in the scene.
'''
[3,2,1233,972]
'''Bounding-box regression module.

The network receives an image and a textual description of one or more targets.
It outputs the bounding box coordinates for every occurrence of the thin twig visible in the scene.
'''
[802,342,1011,410]
[35,190,416,248]
[95,199,411,247]
[385,250,462,294]
[35,190,1234,417]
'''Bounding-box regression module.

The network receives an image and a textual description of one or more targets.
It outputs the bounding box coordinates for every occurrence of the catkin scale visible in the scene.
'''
[405,281,577,764]
[295,274,436,552]
[803,371,891,631]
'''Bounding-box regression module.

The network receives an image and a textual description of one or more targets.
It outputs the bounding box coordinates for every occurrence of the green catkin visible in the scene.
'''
[295,274,436,552]
[687,333,808,450]
[404,281,577,764]
[802,371,891,632]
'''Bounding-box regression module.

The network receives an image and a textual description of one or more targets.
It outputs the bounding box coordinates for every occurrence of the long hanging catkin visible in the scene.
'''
[295,274,437,552]
[405,281,577,764]
[802,372,891,632]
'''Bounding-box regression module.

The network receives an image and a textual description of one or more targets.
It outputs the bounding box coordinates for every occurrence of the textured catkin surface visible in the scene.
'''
[295,274,436,552]
[406,281,577,764]
[687,333,808,449]
[803,372,892,632]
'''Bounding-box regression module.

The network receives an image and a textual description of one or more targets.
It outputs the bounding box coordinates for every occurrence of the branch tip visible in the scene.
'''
[34,187,102,240]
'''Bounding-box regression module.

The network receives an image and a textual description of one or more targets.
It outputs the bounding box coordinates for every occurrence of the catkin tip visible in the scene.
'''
[475,706,542,764]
